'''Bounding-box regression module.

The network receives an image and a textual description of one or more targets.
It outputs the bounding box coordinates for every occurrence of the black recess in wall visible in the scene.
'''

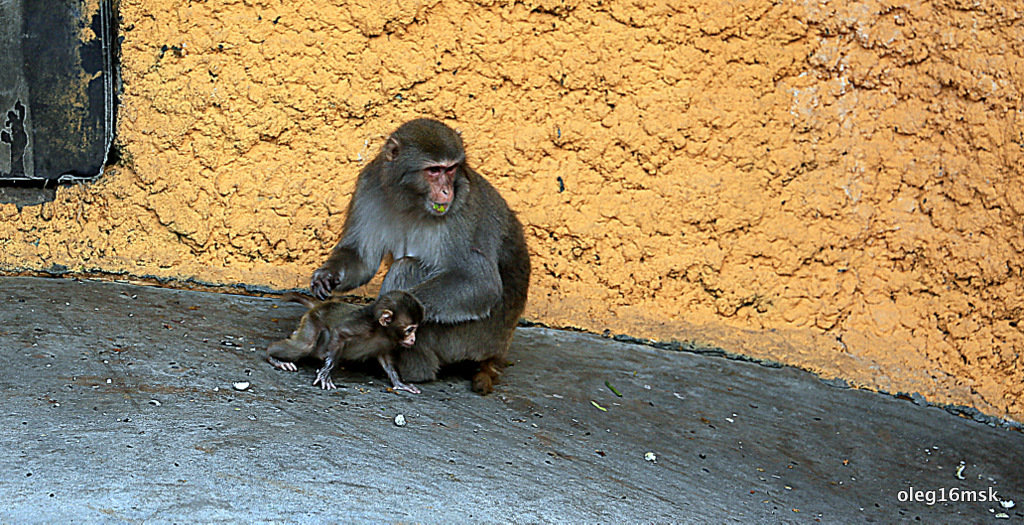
[0,0,118,182]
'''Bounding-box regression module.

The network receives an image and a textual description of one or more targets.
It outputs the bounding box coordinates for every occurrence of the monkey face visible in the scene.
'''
[395,159,462,217]
[399,324,417,347]
[378,312,418,348]
[382,119,467,217]
[423,164,457,215]
[373,291,424,348]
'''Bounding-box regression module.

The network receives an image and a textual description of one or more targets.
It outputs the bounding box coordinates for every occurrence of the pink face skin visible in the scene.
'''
[400,325,417,348]
[424,163,457,213]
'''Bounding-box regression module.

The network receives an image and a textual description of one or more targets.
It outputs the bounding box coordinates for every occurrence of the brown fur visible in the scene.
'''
[267,291,424,393]
[310,119,530,394]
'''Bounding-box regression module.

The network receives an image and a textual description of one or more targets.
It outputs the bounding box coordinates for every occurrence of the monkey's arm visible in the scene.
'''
[311,243,381,300]
[409,251,502,324]
[379,353,420,394]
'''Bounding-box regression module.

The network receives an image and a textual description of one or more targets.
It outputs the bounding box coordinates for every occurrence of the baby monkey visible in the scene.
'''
[267,290,424,393]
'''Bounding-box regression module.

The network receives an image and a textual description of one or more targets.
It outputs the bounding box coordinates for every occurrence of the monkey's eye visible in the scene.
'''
[426,166,443,176]
[405,326,416,335]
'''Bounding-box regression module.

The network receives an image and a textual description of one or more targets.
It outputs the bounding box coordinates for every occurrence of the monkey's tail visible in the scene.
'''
[282,292,318,309]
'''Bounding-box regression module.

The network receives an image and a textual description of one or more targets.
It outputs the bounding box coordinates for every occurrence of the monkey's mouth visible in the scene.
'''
[429,202,449,215]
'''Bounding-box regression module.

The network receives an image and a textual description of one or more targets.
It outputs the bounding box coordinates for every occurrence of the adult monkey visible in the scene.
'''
[310,119,530,394]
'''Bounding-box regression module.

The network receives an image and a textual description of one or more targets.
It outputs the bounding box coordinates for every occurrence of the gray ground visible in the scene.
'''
[1,276,1021,523]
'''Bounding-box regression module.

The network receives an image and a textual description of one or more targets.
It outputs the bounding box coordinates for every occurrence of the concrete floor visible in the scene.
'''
[1,276,1021,523]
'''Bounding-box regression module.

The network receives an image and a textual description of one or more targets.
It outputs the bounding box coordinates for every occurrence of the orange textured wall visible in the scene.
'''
[1,0,1022,421]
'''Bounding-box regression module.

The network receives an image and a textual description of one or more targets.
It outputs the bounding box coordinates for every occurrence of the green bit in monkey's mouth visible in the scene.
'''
[432,203,447,213]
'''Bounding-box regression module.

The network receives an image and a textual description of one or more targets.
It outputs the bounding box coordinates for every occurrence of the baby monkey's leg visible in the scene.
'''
[313,354,338,390]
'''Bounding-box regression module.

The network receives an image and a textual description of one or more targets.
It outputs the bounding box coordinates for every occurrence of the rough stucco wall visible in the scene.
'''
[1,0,1022,421]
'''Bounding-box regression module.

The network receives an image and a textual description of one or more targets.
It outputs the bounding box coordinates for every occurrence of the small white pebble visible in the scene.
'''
[644,452,657,463]
[725,418,735,423]
[213,387,220,392]
[1001,500,1015,509]
[955,462,966,480]
[149,399,161,406]
[995,513,1010,519]
[394,414,407,427]
[105,378,112,384]
[233,382,250,391]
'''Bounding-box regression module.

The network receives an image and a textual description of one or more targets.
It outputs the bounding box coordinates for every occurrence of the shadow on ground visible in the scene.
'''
[1,276,1021,523]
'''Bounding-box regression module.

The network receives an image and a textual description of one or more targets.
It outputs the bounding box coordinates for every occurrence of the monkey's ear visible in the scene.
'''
[378,309,394,326]
[383,136,401,162]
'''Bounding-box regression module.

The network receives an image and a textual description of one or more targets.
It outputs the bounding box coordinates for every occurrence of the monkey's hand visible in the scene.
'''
[313,368,337,390]
[310,266,342,300]
[390,381,421,394]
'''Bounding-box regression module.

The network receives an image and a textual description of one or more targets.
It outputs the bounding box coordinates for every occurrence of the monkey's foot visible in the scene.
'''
[391,381,421,394]
[471,373,494,395]
[471,358,503,395]
[267,356,298,372]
